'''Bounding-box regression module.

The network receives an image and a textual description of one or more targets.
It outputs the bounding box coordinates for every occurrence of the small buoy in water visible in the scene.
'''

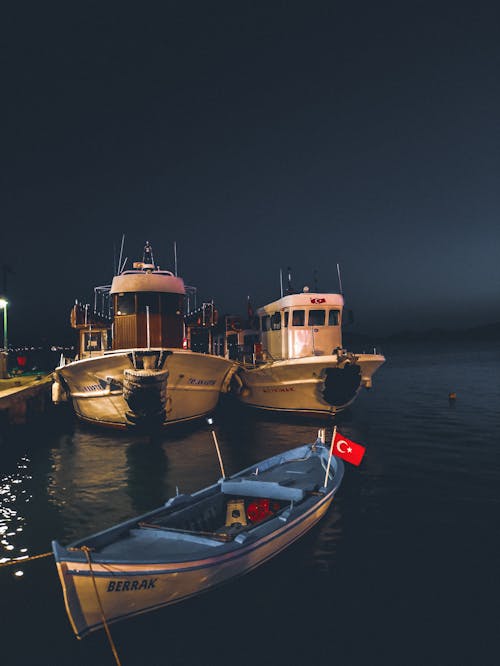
[448,392,457,401]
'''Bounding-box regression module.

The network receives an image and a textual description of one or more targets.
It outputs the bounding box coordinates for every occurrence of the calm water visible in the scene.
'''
[1,341,499,666]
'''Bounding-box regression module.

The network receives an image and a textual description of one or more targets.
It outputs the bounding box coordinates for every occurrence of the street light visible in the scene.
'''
[0,297,8,351]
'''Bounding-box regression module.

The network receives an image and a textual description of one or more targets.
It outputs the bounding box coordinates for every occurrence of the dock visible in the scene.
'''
[0,374,54,427]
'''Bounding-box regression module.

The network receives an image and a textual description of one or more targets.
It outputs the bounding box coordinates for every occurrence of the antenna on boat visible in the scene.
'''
[279,269,284,298]
[207,417,226,479]
[174,241,178,276]
[117,234,125,276]
[313,269,319,292]
[336,263,343,295]
[286,266,293,294]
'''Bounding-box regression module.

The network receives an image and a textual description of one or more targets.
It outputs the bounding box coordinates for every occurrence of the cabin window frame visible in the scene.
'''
[292,309,305,326]
[271,312,281,331]
[115,293,135,316]
[83,331,103,351]
[308,309,326,326]
[328,309,340,326]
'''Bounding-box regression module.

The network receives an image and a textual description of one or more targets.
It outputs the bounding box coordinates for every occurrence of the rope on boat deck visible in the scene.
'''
[0,551,53,567]
[81,546,122,666]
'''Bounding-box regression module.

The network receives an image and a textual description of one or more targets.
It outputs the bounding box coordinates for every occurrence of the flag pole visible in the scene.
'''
[324,425,337,487]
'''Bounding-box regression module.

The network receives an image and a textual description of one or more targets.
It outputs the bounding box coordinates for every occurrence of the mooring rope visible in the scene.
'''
[0,551,53,567]
[81,546,122,666]
[1,547,122,664]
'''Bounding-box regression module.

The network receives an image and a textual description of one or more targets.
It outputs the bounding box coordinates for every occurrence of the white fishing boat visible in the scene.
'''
[212,282,385,417]
[52,427,344,638]
[52,242,238,429]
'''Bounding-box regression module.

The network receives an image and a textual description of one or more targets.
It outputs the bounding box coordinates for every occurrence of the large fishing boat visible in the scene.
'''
[52,242,238,429]
[211,280,385,418]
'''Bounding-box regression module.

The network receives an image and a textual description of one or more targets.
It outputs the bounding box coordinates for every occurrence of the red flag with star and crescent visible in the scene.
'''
[332,430,366,466]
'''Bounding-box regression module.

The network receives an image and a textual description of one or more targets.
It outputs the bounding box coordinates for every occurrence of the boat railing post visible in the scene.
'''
[146,305,150,349]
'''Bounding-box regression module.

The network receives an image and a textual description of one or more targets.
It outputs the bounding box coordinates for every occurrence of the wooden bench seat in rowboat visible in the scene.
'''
[219,479,305,502]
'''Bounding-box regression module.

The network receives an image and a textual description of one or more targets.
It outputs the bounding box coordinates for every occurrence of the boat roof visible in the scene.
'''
[256,291,344,315]
[110,270,186,295]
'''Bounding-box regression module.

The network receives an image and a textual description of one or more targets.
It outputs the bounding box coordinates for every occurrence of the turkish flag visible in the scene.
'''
[332,430,366,466]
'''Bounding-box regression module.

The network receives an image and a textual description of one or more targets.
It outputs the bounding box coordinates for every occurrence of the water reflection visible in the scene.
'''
[125,440,168,513]
[44,405,337,543]
[0,454,31,571]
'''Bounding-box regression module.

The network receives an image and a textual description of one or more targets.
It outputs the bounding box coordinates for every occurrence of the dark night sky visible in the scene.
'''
[1,1,500,345]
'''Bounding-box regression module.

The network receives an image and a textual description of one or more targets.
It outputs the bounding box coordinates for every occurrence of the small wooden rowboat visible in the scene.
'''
[52,432,344,638]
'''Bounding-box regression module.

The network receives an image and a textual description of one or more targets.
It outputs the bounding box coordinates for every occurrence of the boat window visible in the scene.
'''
[308,309,325,326]
[137,292,160,314]
[271,312,281,331]
[160,293,185,315]
[292,310,305,326]
[328,309,340,326]
[116,293,135,315]
[284,311,289,327]
[227,333,239,360]
[261,315,271,331]
[84,331,102,351]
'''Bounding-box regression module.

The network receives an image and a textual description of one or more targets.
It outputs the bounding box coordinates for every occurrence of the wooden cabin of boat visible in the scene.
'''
[69,243,190,358]
[109,263,185,350]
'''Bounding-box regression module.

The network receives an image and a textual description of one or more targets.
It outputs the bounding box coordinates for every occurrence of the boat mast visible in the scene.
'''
[117,234,125,276]
[336,263,343,295]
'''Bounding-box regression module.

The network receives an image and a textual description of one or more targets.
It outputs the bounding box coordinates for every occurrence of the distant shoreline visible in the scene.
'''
[344,321,500,347]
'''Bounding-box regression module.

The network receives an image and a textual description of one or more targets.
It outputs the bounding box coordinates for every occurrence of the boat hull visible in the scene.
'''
[54,349,237,429]
[235,353,385,416]
[54,491,334,637]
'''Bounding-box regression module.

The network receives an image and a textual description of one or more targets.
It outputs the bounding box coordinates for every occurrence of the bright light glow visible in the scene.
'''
[14,570,24,577]
[207,417,213,425]
[0,299,7,309]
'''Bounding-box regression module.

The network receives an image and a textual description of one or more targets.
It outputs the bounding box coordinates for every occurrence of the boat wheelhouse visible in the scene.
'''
[253,291,345,361]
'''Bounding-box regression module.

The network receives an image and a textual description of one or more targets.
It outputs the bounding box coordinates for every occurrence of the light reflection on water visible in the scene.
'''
[0,455,31,570]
